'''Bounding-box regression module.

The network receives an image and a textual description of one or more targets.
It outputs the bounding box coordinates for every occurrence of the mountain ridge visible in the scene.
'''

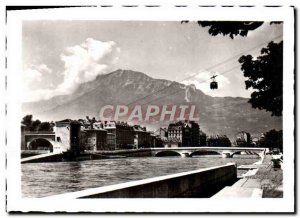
[22,69,282,139]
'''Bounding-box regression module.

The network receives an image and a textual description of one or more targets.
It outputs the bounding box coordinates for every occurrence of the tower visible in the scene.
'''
[55,119,81,152]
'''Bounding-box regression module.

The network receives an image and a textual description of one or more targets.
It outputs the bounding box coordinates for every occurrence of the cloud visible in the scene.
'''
[22,38,120,102]
[22,64,52,87]
[23,68,42,85]
[22,64,53,102]
[57,38,120,94]
[182,71,231,97]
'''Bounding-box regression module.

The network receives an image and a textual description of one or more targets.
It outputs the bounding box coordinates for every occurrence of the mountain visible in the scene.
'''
[22,69,282,139]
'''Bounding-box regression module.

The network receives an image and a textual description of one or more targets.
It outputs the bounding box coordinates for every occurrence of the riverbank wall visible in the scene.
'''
[47,163,237,198]
[85,148,153,157]
[21,149,153,163]
[21,153,64,164]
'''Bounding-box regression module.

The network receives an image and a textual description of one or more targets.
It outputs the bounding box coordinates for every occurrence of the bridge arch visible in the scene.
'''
[154,150,182,157]
[27,138,55,152]
[230,151,241,157]
[230,151,261,158]
[190,150,222,157]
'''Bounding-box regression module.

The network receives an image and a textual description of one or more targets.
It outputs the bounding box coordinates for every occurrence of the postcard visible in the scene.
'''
[5,5,295,213]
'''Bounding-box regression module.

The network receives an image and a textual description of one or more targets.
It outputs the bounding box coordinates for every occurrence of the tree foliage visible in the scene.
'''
[185,21,283,116]
[239,41,283,116]
[192,21,281,39]
[197,21,264,39]
[21,115,53,131]
[259,129,283,151]
[21,115,33,128]
[38,122,53,131]
[30,120,41,131]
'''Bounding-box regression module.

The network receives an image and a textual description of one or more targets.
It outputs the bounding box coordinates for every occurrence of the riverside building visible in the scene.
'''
[167,121,200,147]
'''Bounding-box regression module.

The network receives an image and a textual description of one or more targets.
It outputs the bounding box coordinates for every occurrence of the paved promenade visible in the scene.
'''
[213,155,283,198]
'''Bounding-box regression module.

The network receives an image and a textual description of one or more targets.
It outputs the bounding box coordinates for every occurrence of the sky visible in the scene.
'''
[22,21,283,102]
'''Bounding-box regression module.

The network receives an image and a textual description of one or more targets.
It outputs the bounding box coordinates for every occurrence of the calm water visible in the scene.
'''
[22,155,259,198]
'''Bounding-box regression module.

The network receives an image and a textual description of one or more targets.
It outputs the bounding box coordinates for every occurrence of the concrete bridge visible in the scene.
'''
[151,147,267,158]
[23,131,62,153]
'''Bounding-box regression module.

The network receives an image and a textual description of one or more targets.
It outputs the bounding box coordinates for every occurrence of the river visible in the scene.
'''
[22,155,259,198]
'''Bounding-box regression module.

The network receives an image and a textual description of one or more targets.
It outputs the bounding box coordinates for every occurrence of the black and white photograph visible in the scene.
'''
[4,4,295,213]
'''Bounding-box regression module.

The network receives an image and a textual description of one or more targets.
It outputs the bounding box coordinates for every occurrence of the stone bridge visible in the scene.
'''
[151,147,267,158]
[23,131,62,152]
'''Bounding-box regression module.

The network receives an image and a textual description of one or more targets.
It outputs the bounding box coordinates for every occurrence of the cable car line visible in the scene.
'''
[139,65,241,106]
[120,34,282,107]
[102,34,283,118]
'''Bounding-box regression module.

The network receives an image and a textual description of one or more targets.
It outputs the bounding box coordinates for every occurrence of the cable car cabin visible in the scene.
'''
[210,81,218,89]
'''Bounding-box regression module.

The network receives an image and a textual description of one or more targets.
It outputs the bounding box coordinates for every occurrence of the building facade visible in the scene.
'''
[84,129,107,151]
[104,121,134,149]
[167,121,200,147]
[189,121,200,147]
[133,125,152,148]
[106,132,116,150]
[207,135,231,147]
[55,119,81,152]
[235,131,251,147]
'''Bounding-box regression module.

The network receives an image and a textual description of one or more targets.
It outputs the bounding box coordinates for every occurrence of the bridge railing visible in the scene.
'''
[150,147,267,151]
[24,131,55,135]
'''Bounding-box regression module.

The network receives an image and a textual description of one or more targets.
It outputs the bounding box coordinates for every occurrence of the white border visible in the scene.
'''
[5,5,294,213]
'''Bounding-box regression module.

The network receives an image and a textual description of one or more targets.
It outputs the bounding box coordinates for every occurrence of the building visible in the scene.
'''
[167,121,200,147]
[106,132,116,150]
[250,133,265,147]
[84,129,107,151]
[103,121,134,150]
[133,125,152,148]
[158,128,168,139]
[153,128,168,147]
[79,127,87,149]
[103,121,117,149]
[92,121,104,130]
[149,132,164,148]
[114,122,134,149]
[55,119,82,152]
[235,131,251,147]
[207,135,231,147]
[189,121,200,147]
[153,136,164,148]
[251,137,259,146]
[167,123,183,147]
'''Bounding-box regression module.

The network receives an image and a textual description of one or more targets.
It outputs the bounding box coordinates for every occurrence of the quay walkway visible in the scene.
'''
[212,155,283,198]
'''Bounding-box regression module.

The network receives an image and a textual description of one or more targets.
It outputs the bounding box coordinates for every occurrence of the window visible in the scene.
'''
[56,137,61,142]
